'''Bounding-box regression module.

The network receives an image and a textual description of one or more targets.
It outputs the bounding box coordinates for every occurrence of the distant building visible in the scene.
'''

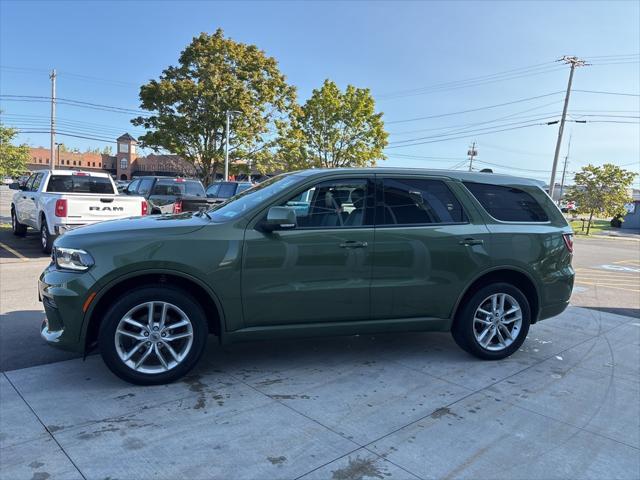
[27,133,197,180]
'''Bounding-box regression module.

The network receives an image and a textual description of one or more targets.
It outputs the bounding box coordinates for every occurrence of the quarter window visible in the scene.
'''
[30,173,44,192]
[137,178,155,196]
[379,178,467,225]
[463,182,549,222]
[280,179,372,228]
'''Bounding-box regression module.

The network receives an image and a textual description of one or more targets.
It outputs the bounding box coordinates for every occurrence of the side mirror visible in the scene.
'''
[261,206,297,232]
[9,182,20,190]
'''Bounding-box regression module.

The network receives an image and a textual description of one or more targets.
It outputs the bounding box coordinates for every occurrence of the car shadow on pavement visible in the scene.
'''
[0,310,81,372]
[582,306,640,319]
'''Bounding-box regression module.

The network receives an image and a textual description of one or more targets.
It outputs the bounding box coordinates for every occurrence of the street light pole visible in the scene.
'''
[224,111,231,181]
[224,110,241,182]
[56,143,62,169]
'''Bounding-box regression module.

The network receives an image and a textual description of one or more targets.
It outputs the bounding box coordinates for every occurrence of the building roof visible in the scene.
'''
[117,133,138,143]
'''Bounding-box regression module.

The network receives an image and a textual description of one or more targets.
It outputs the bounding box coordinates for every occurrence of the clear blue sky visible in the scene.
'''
[1,0,638,185]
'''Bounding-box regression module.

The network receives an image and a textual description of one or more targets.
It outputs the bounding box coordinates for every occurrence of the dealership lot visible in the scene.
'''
[1,185,639,479]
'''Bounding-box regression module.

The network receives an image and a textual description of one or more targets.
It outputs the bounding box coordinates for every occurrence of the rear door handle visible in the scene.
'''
[339,241,368,249]
[459,238,484,246]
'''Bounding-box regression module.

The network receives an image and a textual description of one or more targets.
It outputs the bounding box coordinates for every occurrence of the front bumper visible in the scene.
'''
[39,264,97,353]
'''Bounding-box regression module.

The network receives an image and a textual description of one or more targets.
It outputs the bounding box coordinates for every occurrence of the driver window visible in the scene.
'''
[279,179,371,228]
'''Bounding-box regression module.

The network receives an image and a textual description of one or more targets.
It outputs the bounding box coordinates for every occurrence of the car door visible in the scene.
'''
[16,174,35,224]
[242,176,375,327]
[371,175,492,320]
[26,172,45,226]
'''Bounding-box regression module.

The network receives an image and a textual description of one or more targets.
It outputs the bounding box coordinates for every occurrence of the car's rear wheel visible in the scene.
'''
[98,286,208,385]
[452,283,530,360]
[11,208,27,236]
[40,218,55,253]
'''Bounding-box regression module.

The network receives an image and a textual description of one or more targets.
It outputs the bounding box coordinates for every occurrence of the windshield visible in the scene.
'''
[208,174,302,222]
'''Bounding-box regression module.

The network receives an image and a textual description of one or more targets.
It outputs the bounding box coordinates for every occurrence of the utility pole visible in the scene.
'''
[558,133,571,202]
[50,69,57,170]
[549,56,586,200]
[467,141,477,172]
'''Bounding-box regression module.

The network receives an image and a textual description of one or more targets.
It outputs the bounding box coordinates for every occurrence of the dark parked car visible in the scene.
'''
[205,181,254,204]
[40,168,574,385]
[124,176,215,214]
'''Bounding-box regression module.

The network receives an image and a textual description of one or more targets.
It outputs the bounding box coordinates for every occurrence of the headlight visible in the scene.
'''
[54,247,94,271]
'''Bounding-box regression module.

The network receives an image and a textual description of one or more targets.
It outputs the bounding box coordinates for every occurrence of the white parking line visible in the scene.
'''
[0,241,28,261]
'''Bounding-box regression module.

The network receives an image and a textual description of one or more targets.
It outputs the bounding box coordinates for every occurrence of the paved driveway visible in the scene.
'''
[2,306,638,480]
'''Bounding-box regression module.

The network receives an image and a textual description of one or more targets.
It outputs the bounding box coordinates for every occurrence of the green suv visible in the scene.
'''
[39,169,574,384]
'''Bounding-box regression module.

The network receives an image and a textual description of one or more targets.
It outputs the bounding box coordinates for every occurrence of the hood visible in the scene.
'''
[61,213,208,239]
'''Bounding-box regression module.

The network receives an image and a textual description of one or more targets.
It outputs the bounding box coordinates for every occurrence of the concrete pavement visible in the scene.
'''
[1,306,638,479]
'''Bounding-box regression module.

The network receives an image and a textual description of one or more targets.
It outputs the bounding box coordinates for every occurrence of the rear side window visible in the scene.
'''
[380,178,467,225]
[185,181,205,197]
[217,183,237,198]
[137,178,154,195]
[464,182,548,222]
[46,175,115,194]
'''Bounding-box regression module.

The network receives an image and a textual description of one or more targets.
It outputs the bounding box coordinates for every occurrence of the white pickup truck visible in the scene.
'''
[10,169,147,253]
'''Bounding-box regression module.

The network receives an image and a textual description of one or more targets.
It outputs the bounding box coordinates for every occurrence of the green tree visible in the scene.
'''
[0,123,30,177]
[566,163,636,234]
[132,28,296,184]
[102,146,113,155]
[271,79,388,172]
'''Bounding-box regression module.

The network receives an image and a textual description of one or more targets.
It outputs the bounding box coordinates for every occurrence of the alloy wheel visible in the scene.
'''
[41,224,48,249]
[472,293,523,351]
[114,301,194,374]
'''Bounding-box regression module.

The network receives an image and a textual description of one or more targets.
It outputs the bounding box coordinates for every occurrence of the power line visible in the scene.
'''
[574,89,640,97]
[379,63,565,100]
[386,122,547,149]
[386,91,564,124]
[0,95,147,114]
[390,100,562,136]
[389,115,559,145]
[16,130,118,144]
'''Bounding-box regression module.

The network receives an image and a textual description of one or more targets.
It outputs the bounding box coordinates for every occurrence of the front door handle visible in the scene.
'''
[459,238,484,246]
[339,241,368,249]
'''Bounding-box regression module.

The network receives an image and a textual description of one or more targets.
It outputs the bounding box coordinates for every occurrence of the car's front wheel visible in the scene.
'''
[452,283,530,360]
[98,286,208,385]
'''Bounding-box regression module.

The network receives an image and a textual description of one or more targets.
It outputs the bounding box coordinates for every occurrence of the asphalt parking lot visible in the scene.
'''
[1,184,639,479]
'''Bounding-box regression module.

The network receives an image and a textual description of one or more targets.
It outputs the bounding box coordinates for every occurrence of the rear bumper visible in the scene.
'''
[538,300,570,322]
[54,224,86,235]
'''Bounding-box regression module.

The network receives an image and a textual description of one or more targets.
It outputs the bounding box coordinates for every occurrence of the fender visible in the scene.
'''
[81,267,228,347]
[449,264,541,323]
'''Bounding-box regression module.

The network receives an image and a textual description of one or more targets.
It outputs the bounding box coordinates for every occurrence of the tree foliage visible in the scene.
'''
[566,163,636,234]
[269,79,388,172]
[0,123,30,177]
[132,28,296,184]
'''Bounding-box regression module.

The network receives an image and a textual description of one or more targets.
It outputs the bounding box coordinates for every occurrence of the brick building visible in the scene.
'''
[27,133,196,180]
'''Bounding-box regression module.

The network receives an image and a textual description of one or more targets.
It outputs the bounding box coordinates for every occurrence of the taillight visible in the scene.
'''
[562,233,573,253]
[173,199,183,214]
[55,199,67,217]
[141,201,148,216]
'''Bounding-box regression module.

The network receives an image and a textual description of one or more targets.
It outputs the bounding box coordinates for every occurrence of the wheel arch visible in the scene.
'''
[83,270,225,353]
[452,267,540,326]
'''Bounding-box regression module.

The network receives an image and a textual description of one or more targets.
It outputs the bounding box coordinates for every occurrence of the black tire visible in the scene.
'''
[40,218,55,254]
[452,282,531,360]
[11,207,27,237]
[98,285,208,385]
